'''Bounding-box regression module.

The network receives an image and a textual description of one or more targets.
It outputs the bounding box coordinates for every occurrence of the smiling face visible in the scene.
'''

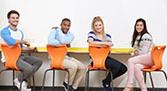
[135,21,144,33]
[93,21,104,33]
[61,20,71,34]
[8,13,19,27]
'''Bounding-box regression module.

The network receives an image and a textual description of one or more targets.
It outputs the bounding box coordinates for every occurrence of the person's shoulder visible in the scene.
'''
[51,26,58,30]
[142,33,152,39]
[88,31,94,34]
[50,27,60,33]
[88,31,96,36]
[88,31,96,38]
[0,26,10,33]
[1,26,9,31]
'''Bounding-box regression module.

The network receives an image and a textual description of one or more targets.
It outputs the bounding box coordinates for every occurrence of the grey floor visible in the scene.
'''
[0,86,167,91]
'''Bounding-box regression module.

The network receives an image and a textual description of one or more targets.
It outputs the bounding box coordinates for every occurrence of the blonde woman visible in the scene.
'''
[87,16,127,91]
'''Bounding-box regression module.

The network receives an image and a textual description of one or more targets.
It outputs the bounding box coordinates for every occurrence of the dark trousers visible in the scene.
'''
[103,56,127,84]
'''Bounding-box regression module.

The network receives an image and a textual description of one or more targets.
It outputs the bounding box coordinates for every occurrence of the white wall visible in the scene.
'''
[0,0,167,47]
[0,0,167,88]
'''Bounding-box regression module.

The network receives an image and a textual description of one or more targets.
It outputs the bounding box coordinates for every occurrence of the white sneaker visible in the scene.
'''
[22,81,31,91]
[14,78,31,91]
[14,78,21,89]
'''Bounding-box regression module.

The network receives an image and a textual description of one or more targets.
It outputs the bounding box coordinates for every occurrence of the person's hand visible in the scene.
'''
[24,40,30,47]
[130,51,135,56]
[22,47,38,52]
[130,49,138,56]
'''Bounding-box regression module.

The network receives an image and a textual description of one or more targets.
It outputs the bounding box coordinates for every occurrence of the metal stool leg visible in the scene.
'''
[161,70,167,82]
[52,70,55,90]
[32,75,35,91]
[12,70,16,90]
[0,69,17,90]
[85,70,90,91]
[13,70,15,86]
[148,72,155,91]
[143,71,147,83]
[42,69,52,91]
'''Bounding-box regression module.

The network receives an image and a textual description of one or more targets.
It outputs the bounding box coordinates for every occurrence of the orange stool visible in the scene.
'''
[85,44,114,91]
[42,45,70,91]
[0,44,35,91]
[143,45,167,91]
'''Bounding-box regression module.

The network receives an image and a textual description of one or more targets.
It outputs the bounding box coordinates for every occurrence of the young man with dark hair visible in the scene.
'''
[48,18,86,91]
[0,10,43,91]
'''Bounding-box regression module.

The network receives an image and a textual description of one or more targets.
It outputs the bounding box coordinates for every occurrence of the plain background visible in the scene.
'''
[0,0,167,88]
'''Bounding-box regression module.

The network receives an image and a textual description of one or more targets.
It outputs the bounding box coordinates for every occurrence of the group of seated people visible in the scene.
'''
[0,10,154,91]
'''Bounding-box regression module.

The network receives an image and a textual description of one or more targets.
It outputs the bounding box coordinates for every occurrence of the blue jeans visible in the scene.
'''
[103,56,127,84]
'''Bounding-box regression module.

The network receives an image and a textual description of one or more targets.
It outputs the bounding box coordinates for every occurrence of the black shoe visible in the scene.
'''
[69,86,77,91]
[102,80,112,91]
[63,82,70,91]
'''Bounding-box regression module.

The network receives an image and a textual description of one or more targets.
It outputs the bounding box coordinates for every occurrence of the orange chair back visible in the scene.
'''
[151,45,166,70]
[1,44,21,70]
[89,45,110,69]
[47,45,67,69]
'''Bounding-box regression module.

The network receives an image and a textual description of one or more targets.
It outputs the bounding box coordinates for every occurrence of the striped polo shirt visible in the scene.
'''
[87,31,112,42]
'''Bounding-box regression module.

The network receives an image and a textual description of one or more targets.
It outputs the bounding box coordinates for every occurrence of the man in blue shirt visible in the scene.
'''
[48,18,86,91]
[0,10,42,91]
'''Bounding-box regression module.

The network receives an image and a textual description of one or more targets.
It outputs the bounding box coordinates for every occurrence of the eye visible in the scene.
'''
[16,17,19,19]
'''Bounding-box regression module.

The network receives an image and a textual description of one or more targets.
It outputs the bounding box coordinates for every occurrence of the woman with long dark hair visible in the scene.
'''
[124,18,154,91]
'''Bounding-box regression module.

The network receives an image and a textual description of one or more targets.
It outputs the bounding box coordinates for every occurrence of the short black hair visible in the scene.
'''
[61,18,71,23]
[7,10,20,19]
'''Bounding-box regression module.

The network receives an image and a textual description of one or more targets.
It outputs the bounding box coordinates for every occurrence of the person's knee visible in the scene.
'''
[121,64,127,74]
[24,67,34,74]
[79,65,87,73]
[37,60,43,67]
[134,64,143,71]
[128,58,135,64]
[71,63,78,69]
[33,59,43,68]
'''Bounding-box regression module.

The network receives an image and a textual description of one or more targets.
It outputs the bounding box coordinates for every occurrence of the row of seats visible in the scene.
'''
[0,44,166,91]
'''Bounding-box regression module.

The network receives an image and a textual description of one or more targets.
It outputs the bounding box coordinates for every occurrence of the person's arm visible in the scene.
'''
[87,33,113,47]
[48,29,61,46]
[103,34,113,47]
[57,30,74,44]
[88,39,105,46]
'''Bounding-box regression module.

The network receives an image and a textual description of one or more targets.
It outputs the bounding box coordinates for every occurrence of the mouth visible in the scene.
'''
[137,28,142,30]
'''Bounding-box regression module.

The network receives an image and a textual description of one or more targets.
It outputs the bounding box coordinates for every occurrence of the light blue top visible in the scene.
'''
[48,28,74,46]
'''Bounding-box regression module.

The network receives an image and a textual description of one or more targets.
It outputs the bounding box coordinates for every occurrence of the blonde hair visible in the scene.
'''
[91,16,104,34]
